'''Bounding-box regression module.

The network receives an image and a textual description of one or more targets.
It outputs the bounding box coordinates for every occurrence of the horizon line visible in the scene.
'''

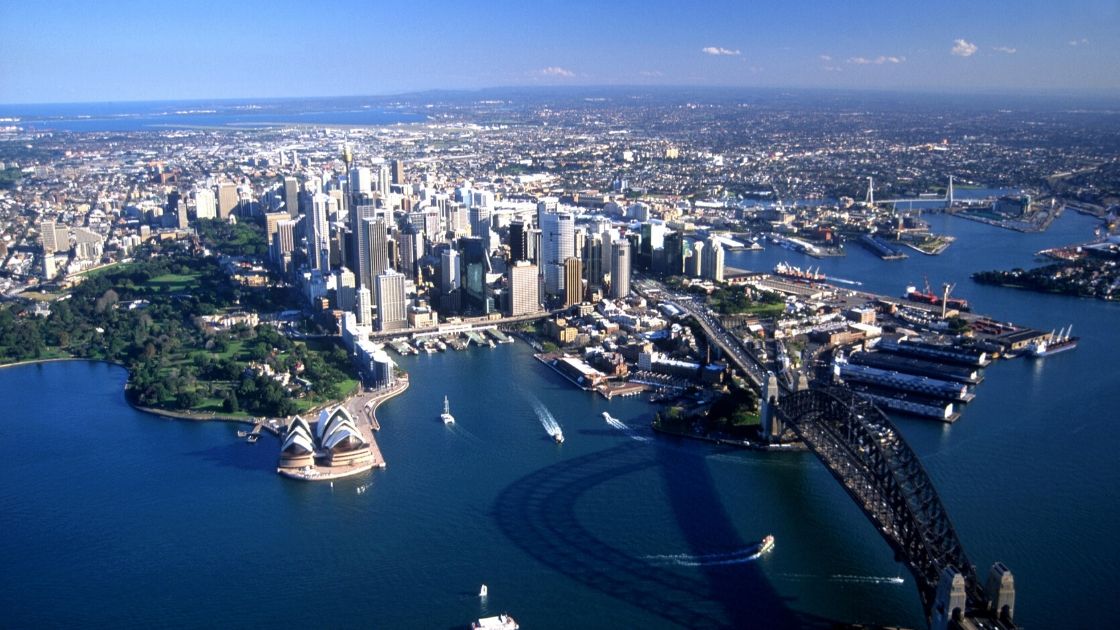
[4,83,1120,108]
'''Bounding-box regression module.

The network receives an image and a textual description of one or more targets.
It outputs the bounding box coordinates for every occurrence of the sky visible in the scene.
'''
[1,0,1118,104]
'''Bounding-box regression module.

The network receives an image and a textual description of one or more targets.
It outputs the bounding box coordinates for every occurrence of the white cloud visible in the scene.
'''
[538,66,575,78]
[639,70,664,77]
[819,54,833,62]
[951,39,979,57]
[992,46,1017,54]
[1068,38,1089,46]
[701,46,741,56]
[847,55,905,65]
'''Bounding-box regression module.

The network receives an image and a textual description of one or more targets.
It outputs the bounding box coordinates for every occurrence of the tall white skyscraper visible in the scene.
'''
[376,164,390,195]
[375,270,407,332]
[335,267,356,313]
[355,286,372,327]
[351,203,377,289]
[308,193,332,274]
[441,248,460,293]
[540,210,574,296]
[349,167,372,197]
[610,240,631,299]
[194,188,217,220]
[507,260,540,316]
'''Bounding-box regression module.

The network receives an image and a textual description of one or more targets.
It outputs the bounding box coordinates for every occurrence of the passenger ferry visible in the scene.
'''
[472,614,519,629]
[759,534,775,554]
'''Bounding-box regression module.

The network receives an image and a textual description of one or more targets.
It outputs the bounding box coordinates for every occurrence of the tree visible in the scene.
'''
[223,390,239,413]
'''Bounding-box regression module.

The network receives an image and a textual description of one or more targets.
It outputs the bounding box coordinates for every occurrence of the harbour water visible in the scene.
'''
[1,211,1118,628]
[0,99,427,132]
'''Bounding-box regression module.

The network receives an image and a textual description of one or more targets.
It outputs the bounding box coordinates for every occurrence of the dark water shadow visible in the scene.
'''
[185,436,279,472]
[492,441,833,628]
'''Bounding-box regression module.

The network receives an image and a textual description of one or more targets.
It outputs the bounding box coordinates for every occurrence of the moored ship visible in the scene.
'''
[903,281,971,312]
[774,261,826,282]
[1028,326,1078,357]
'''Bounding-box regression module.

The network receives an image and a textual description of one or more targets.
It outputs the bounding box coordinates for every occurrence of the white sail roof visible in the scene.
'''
[322,423,367,451]
[281,425,315,455]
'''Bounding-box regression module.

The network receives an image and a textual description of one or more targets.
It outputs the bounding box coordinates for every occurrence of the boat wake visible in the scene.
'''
[829,277,863,286]
[777,572,905,585]
[644,545,762,567]
[602,412,649,442]
[530,398,564,439]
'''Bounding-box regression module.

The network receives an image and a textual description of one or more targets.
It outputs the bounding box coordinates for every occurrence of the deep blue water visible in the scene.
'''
[0,99,427,131]
[1,211,1117,628]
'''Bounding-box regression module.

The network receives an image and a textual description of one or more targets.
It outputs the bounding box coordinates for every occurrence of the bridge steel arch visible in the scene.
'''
[776,387,986,617]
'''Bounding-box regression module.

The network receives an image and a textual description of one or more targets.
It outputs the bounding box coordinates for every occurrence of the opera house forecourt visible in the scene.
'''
[278,407,382,480]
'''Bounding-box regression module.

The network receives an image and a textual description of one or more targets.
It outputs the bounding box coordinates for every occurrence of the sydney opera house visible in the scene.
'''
[277,406,375,479]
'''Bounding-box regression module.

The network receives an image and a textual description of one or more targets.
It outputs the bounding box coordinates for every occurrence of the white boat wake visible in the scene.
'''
[530,398,564,439]
[602,412,649,442]
[644,545,763,567]
[829,277,863,286]
[777,572,905,585]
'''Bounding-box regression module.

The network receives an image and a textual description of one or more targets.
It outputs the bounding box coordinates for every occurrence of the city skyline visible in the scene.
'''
[1,0,1118,104]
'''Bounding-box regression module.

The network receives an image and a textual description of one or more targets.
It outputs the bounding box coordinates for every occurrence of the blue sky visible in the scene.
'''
[1,0,1117,103]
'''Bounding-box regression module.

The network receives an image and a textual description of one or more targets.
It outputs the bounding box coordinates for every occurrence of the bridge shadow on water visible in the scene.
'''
[492,439,835,628]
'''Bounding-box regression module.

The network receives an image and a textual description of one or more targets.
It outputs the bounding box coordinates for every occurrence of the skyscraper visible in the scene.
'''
[282,176,299,218]
[686,241,704,278]
[390,159,405,186]
[39,220,62,254]
[563,257,583,307]
[584,232,605,291]
[399,225,424,282]
[704,238,725,282]
[610,240,631,299]
[274,219,297,268]
[540,210,574,296]
[355,286,372,327]
[335,267,356,313]
[509,220,528,262]
[441,248,461,293]
[308,193,332,274]
[507,260,540,316]
[366,217,391,279]
[217,182,238,220]
[349,167,372,198]
[194,188,217,220]
[351,203,378,289]
[264,212,288,252]
[375,270,407,332]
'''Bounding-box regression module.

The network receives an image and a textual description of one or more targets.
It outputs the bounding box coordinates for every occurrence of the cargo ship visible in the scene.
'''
[1028,326,1078,357]
[903,281,970,312]
[774,262,826,282]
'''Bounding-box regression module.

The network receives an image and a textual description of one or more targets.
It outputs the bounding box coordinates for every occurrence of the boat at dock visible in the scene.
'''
[903,280,970,312]
[774,261,826,282]
[441,396,455,425]
[1028,326,1078,357]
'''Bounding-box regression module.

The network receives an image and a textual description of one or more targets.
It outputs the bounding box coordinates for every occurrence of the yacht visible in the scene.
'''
[440,396,455,425]
[553,430,565,444]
